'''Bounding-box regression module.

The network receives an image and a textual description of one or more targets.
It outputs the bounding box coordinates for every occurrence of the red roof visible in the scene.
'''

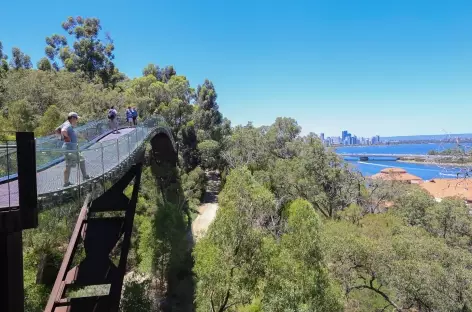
[371,167,423,183]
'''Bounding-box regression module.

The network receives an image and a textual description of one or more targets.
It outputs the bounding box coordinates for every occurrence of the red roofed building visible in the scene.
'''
[371,168,423,184]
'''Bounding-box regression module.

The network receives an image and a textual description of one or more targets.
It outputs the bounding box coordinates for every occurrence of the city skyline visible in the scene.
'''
[2,0,472,136]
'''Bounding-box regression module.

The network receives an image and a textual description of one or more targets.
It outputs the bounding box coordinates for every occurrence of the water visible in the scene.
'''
[335,143,472,180]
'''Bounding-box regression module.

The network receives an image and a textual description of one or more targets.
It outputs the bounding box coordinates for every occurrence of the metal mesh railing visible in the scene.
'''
[0,115,173,210]
[0,135,18,209]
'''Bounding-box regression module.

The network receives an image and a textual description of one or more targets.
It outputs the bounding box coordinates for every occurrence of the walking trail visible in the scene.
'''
[191,171,220,240]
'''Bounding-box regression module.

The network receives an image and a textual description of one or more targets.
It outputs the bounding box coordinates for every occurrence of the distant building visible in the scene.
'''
[342,130,348,142]
[320,133,325,141]
[420,179,472,203]
[371,168,423,184]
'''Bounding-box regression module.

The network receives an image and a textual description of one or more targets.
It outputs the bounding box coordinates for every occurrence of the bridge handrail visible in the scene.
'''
[0,115,174,186]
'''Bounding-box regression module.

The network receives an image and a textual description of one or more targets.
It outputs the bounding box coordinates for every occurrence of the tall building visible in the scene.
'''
[342,130,348,142]
[376,135,381,144]
[320,133,325,141]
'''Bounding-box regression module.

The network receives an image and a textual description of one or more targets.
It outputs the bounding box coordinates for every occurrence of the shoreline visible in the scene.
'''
[397,160,472,167]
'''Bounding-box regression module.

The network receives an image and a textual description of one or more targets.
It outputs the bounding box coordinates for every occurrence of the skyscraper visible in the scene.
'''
[320,133,325,141]
[342,130,348,142]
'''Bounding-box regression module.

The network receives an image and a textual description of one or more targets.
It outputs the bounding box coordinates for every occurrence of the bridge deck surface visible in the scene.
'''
[0,127,143,208]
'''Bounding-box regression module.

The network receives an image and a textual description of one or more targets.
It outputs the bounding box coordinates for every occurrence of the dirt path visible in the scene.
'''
[191,171,220,239]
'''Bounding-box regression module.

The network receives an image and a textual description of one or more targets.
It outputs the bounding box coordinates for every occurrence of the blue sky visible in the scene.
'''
[2,0,472,137]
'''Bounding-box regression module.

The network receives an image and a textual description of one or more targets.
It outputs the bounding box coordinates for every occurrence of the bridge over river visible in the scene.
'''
[337,153,446,161]
[0,115,178,312]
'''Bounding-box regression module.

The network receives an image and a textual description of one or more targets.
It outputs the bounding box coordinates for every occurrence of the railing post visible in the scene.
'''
[116,139,120,163]
[127,134,131,157]
[16,132,38,229]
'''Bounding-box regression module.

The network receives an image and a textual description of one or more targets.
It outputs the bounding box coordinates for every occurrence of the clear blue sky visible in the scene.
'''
[2,0,472,137]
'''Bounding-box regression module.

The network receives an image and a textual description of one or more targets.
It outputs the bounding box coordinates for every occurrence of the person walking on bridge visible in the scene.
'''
[125,106,133,127]
[61,112,90,187]
[132,106,138,126]
[108,106,119,134]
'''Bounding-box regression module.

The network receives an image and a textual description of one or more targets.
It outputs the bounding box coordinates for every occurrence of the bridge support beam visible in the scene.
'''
[0,132,37,312]
[45,162,143,312]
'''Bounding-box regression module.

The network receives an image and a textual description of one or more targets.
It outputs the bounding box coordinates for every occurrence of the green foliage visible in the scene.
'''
[181,166,206,211]
[120,276,153,312]
[34,105,62,136]
[8,99,36,131]
[0,41,8,73]
[37,57,53,71]
[45,16,117,85]
[10,47,32,69]
[324,212,472,311]
[194,79,222,139]
[260,199,343,312]
[194,169,342,312]
[197,139,220,169]
[393,186,436,227]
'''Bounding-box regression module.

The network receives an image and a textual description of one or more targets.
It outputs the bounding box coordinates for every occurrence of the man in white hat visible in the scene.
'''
[61,112,90,187]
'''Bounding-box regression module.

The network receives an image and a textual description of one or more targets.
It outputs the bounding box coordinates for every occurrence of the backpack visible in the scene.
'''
[108,109,116,120]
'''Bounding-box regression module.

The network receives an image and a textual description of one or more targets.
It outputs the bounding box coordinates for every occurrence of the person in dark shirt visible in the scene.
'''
[126,106,133,127]
[132,107,138,126]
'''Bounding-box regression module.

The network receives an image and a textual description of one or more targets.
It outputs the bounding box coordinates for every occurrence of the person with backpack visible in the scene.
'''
[108,106,119,134]
[60,112,91,187]
[132,107,138,126]
[125,106,133,127]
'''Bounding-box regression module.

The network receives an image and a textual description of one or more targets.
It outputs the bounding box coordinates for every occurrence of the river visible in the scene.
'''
[335,143,472,180]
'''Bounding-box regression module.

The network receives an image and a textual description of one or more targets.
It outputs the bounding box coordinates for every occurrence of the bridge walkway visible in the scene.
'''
[0,116,173,209]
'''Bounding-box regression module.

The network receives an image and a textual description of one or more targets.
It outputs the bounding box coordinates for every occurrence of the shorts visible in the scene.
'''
[65,152,85,167]
[127,118,133,123]
[109,119,118,129]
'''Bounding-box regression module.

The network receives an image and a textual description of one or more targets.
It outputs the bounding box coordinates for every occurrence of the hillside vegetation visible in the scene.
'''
[2,16,472,312]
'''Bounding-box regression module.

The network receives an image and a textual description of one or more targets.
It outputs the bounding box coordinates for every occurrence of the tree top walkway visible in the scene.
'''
[0,116,174,210]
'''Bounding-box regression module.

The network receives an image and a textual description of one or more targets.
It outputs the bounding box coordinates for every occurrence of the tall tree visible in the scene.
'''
[9,47,32,70]
[45,16,116,84]
[194,79,222,139]
[142,63,176,82]
[0,41,8,72]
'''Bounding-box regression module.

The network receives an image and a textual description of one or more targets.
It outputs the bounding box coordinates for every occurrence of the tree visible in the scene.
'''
[0,41,8,72]
[393,186,436,227]
[8,99,36,131]
[427,197,472,245]
[198,140,220,169]
[260,199,343,311]
[37,58,52,71]
[323,213,472,311]
[157,76,194,137]
[266,117,301,158]
[9,47,32,70]
[268,139,361,218]
[194,79,222,139]
[194,167,276,312]
[178,122,200,172]
[34,105,62,136]
[45,16,116,84]
[142,63,176,82]
[142,63,159,78]
[222,122,271,171]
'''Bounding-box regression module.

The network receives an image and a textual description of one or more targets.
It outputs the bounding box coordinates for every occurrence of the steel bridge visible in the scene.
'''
[0,115,177,312]
[337,153,441,161]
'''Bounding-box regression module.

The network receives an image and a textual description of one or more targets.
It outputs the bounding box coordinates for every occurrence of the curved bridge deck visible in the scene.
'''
[0,116,174,209]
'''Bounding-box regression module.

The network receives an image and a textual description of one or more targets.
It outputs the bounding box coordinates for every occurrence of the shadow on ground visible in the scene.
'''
[150,134,195,312]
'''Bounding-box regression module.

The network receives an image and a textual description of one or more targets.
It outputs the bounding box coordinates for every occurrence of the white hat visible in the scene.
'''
[68,112,80,119]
